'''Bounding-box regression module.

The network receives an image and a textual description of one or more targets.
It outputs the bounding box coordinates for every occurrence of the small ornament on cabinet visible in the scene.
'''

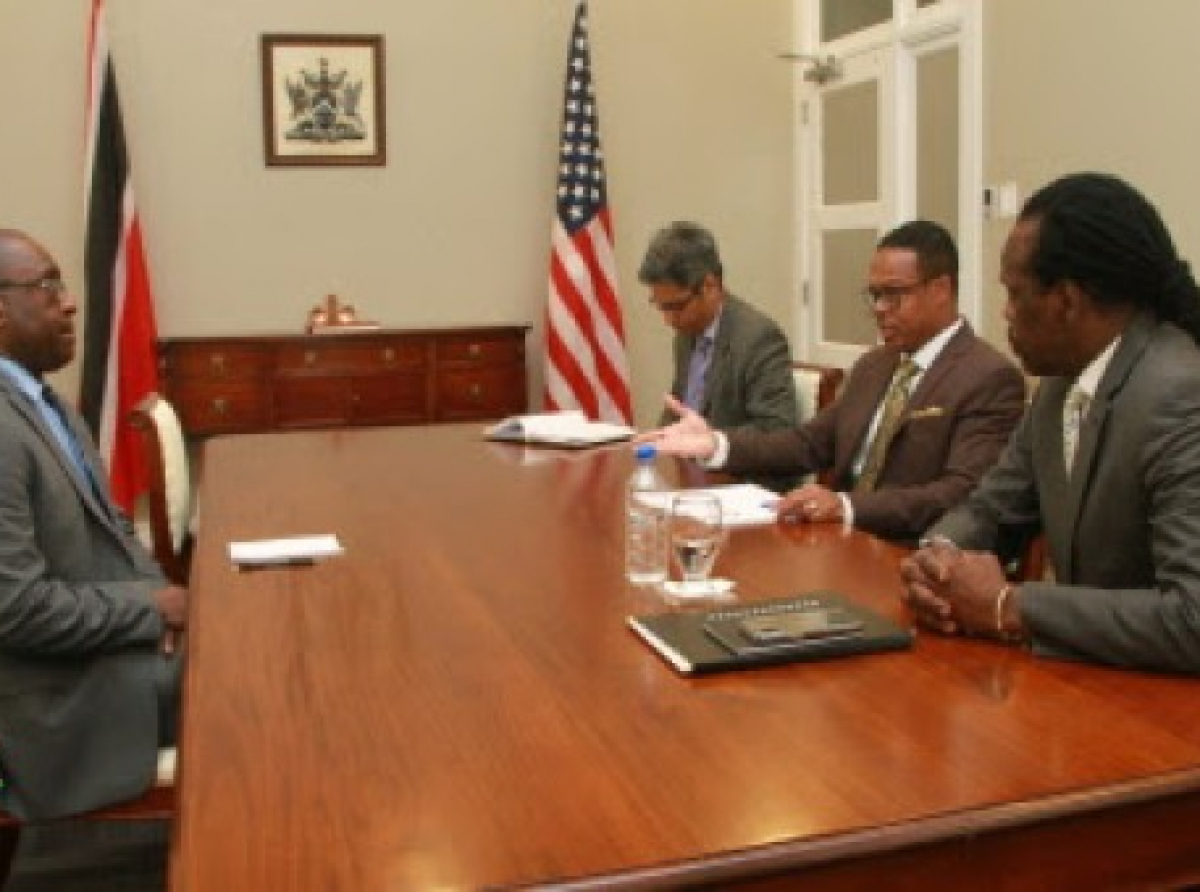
[305,294,380,334]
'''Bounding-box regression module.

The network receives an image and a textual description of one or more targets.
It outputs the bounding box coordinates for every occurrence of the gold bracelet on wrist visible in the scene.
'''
[994,584,1021,642]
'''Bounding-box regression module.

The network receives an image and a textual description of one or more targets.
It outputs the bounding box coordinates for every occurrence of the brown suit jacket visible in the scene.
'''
[724,322,1026,541]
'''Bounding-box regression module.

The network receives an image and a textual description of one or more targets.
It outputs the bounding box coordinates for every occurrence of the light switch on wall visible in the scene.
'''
[996,182,1020,218]
[983,182,1021,219]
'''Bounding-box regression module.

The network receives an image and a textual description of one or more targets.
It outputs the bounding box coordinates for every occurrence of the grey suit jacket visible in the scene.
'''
[0,374,176,819]
[931,313,1200,674]
[725,322,1026,541]
[662,294,798,434]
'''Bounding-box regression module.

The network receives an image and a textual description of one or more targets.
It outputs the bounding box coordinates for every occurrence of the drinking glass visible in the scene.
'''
[668,493,724,593]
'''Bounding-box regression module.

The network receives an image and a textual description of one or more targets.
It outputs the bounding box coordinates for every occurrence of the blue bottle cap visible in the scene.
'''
[635,444,656,462]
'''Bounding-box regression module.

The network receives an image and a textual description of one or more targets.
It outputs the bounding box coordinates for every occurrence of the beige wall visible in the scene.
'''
[980,0,1200,345]
[8,1,1200,421]
[0,0,795,427]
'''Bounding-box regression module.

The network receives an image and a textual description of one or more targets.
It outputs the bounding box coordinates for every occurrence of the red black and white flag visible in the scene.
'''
[544,0,633,425]
[79,0,161,514]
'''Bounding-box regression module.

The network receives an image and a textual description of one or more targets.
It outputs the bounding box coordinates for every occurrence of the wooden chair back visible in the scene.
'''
[792,360,844,422]
[792,361,845,486]
[130,393,194,585]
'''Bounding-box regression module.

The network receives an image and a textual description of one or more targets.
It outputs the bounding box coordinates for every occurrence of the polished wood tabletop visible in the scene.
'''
[171,424,1200,890]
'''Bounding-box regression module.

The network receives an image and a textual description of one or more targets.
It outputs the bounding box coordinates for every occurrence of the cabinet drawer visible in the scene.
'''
[169,381,269,435]
[349,374,428,424]
[436,335,524,365]
[164,344,272,379]
[272,377,352,429]
[437,367,526,419]
[275,340,425,373]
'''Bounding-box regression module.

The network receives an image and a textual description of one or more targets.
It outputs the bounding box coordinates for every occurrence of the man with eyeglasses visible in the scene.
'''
[641,220,1025,542]
[0,229,186,820]
[639,221,798,441]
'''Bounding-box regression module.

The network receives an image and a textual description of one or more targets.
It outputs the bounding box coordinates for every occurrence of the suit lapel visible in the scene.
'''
[1070,316,1152,494]
[700,323,732,417]
[841,323,974,472]
[1032,377,1075,578]
[907,323,971,408]
[695,297,740,417]
[833,353,896,483]
[1061,315,1154,556]
[3,383,120,528]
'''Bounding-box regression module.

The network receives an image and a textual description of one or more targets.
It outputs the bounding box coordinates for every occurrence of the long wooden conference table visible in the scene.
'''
[170,424,1200,890]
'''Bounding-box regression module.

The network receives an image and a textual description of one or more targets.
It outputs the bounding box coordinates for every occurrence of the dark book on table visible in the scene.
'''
[627,591,913,675]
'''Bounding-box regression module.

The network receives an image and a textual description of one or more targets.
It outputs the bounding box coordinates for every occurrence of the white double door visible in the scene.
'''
[796,0,981,366]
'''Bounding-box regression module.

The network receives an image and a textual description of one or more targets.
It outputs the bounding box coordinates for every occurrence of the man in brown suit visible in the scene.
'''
[641,220,1026,542]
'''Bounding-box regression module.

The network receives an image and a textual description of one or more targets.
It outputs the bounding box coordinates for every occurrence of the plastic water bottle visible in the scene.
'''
[626,444,669,585]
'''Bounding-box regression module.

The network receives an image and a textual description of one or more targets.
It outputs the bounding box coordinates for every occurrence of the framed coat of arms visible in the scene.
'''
[260,33,386,167]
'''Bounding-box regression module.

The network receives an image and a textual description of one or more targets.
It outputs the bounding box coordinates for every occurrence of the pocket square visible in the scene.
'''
[908,406,945,419]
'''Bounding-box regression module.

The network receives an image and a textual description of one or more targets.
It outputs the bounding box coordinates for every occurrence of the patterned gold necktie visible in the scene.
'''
[1062,385,1089,475]
[855,357,920,492]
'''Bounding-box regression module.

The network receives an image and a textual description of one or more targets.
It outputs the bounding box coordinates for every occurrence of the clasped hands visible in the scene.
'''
[899,541,1013,640]
[634,395,844,525]
[153,585,189,655]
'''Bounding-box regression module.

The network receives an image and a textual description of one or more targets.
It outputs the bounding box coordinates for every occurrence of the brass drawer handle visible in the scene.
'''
[305,350,317,366]
[469,383,482,400]
[383,348,395,363]
[468,343,481,358]
[213,397,228,415]
[210,354,226,374]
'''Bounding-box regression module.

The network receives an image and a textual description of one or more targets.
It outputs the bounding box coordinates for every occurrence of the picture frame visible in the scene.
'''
[260,33,386,167]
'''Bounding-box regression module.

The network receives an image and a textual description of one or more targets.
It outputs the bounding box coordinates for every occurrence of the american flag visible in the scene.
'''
[544,0,633,425]
[79,0,161,514]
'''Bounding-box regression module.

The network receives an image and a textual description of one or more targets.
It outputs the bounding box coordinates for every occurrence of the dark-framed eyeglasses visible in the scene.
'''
[649,289,699,314]
[859,279,930,310]
[0,277,69,301]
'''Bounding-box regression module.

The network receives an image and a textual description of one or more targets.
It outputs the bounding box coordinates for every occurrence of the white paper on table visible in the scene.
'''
[228,534,344,567]
[635,484,780,529]
[484,410,634,447]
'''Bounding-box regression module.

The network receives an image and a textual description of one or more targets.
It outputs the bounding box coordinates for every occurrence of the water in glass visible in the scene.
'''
[669,493,723,590]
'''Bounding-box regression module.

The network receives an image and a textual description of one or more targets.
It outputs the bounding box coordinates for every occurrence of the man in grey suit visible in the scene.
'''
[642,221,1026,542]
[902,173,1200,675]
[0,229,187,819]
[640,221,798,435]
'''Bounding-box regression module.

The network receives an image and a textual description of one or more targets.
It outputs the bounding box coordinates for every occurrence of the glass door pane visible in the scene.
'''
[823,229,879,344]
[821,0,891,42]
[823,81,879,204]
[915,46,959,236]
[805,47,891,364]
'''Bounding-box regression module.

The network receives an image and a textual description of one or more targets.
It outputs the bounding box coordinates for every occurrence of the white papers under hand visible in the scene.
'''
[228,534,344,567]
[635,484,780,529]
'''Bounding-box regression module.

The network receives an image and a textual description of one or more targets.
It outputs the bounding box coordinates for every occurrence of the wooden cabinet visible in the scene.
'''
[159,326,528,437]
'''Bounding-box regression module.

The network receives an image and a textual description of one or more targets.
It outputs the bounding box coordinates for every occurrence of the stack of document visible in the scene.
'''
[228,534,344,568]
[635,483,780,528]
[484,410,634,448]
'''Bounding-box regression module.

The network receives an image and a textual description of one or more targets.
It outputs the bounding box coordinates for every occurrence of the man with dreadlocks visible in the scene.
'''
[900,172,1200,674]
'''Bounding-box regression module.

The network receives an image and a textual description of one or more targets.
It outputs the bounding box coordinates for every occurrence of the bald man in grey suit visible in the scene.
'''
[904,174,1200,675]
[0,230,187,820]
